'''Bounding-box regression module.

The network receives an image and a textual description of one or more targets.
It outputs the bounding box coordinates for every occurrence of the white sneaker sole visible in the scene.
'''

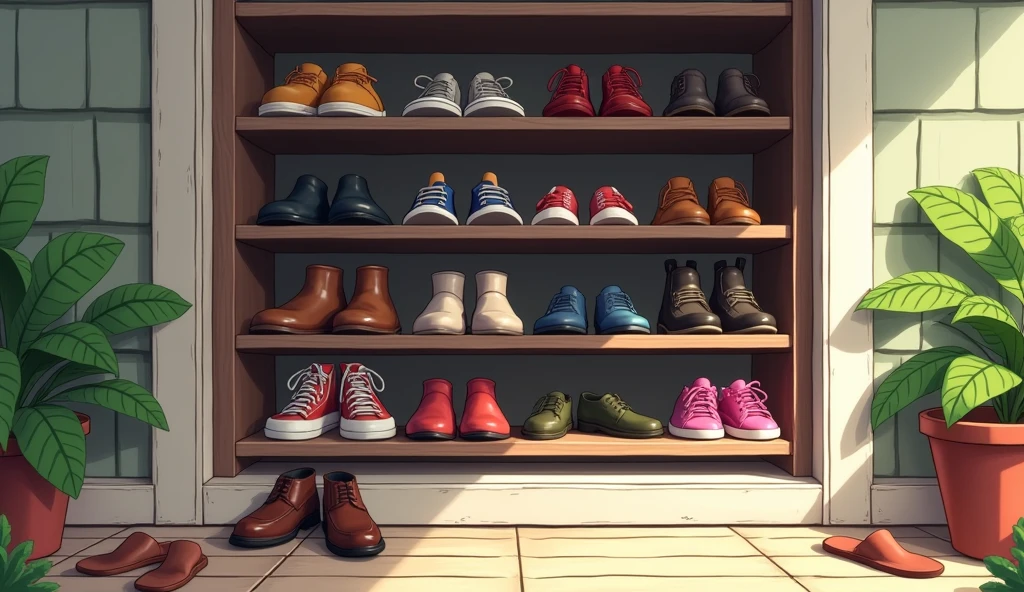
[264,411,340,440]
[724,425,781,440]
[590,207,638,225]
[259,102,317,117]
[467,205,523,225]
[403,97,462,117]
[668,424,725,440]
[464,97,525,117]
[340,417,397,440]
[404,205,459,225]
[532,207,579,226]
[318,102,386,117]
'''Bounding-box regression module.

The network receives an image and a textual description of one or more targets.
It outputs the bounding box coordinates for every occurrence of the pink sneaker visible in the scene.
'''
[719,379,781,440]
[669,378,724,439]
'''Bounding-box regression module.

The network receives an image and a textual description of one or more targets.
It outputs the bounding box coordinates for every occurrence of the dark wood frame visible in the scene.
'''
[213,1,814,478]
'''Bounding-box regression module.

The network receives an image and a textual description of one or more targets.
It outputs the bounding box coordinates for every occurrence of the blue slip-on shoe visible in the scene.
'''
[403,172,458,225]
[534,286,588,335]
[595,286,651,335]
[466,172,523,226]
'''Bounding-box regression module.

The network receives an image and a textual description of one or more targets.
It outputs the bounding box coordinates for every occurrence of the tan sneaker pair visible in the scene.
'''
[258,62,385,117]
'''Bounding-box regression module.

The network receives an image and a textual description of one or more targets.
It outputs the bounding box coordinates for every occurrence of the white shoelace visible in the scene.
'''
[343,366,387,417]
[280,365,329,418]
[414,74,455,99]
[412,185,449,207]
[473,76,514,99]
[477,185,513,208]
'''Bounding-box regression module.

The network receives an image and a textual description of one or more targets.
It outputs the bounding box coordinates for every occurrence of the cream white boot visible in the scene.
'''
[471,270,524,335]
[413,271,466,335]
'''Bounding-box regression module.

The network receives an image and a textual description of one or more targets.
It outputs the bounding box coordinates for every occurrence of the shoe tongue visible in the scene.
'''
[713,177,737,190]
[566,64,583,75]
[667,177,693,190]
[607,65,624,75]
[474,72,495,81]
[600,285,622,295]
[428,172,445,185]
[692,377,712,389]
[432,72,456,82]
[729,379,747,391]
[559,285,578,296]
[299,62,324,75]
[671,266,701,290]
[337,63,367,75]
[481,172,498,185]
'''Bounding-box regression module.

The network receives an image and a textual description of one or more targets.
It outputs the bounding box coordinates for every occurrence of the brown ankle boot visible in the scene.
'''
[651,177,710,226]
[250,265,346,334]
[322,472,385,557]
[708,177,761,225]
[331,265,401,334]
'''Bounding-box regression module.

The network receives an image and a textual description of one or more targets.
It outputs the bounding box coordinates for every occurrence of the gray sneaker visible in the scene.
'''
[403,73,462,117]
[464,73,525,117]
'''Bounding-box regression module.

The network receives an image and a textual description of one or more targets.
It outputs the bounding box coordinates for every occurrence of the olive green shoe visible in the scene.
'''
[576,392,664,439]
[521,392,573,440]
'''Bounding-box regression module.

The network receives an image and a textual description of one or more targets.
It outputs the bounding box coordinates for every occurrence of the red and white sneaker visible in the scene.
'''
[532,186,580,226]
[339,363,397,440]
[264,363,340,440]
[589,186,638,225]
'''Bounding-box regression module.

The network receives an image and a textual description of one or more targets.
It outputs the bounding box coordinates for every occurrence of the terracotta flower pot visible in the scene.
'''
[0,412,91,560]
[920,407,1024,560]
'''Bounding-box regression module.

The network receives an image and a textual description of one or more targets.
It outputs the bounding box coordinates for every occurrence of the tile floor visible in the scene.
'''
[44,524,993,591]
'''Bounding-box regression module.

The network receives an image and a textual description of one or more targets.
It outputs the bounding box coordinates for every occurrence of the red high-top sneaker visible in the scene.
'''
[338,363,397,440]
[264,363,340,440]
[599,65,652,117]
[589,186,638,225]
[459,378,510,441]
[543,65,595,117]
[531,186,580,226]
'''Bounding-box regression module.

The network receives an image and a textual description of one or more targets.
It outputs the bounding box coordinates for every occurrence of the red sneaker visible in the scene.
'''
[264,363,340,440]
[338,363,397,440]
[531,186,580,226]
[599,65,652,117]
[543,65,595,117]
[590,186,638,225]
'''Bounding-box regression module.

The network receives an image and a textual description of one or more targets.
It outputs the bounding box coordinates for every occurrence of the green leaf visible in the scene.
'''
[27,322,118,377]
[871,346,969,428]
[11,406,85,498]
[37,362,108,401]
[952,295,1024,372]
[7,232,123,355]
[82,284,191,335]
[6,539,31,579]
[942,355,1023,426]
[15,558,52,586]
[857,271,975,312]
[49,379,168,431]
[975,167,1024,222]
[981,582,1017,592]
[0,515,10,549]
[1014,524,1024,550]
[0,247,31,333]
[1012,547,1024,566]
[0,348,20,451]
[986,556,1024,585]
[26,583,59,592]
[0,156,48,250]
[911,186,1024,304]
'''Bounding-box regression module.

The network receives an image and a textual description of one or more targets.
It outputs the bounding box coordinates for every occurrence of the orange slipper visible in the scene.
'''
[75,532,171,576]
[133,540,208,592]
[822,529,945,578]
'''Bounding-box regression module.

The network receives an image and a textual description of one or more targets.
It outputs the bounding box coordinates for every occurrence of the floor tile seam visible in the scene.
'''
[520,554,768,559]
[515,527,526,592]
[249,555,289,590]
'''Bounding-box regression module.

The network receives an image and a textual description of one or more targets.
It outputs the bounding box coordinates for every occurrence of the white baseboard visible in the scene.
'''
[871,478,946,525]
[203,461,823,526]
[67,480,155,525]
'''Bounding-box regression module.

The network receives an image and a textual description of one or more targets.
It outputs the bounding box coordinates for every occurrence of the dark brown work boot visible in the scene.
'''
[322,471,385,557]
[249,265,347,334]
[331,265,401,334]
[651,177,711,225]
[714,69,771,117]
[229,467,321,548]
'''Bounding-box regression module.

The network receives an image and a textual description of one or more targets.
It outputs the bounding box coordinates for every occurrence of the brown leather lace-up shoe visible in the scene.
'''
[259,63,328,117]
[229,468,321,548]
[651,177,710,225]
[708,177,761,225]
[331,265,401,334]
[318,63,386,117]
[322,471,385,557]
[250,265,347,334]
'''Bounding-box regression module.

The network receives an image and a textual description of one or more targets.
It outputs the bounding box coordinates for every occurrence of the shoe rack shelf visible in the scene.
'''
[213,1,812,477]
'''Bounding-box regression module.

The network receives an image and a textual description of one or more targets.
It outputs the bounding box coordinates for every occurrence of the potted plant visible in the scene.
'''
[0,515,58,592]
[0,155,191,560]
[858,166,1024,560]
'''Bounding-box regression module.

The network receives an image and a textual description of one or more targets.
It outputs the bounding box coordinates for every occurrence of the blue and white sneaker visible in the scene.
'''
[403,172,458,225]
[466,172,523,226]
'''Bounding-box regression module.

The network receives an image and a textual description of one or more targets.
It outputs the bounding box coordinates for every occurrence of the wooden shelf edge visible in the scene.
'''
[235,334,793,355]
[236,2,793,19]
[236,428,793,458]
[236,117,793,133]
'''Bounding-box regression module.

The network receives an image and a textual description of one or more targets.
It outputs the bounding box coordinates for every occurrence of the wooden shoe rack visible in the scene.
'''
[212,2,812,477]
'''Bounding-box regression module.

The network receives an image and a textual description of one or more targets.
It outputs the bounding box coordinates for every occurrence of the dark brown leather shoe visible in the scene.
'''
[229,467,321,548]
[651,177,710,225]
[250,265,347,334]
[322,471,385,557]
[331,265,401,334]
[708,177,761,225]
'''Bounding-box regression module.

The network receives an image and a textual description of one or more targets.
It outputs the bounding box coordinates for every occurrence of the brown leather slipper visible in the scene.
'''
[822,529,945,578]
[76,532,171,576]
[134,540,209,592]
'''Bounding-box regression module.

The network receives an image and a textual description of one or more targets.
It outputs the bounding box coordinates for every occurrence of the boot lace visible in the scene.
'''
[343,366,387,417]
[412,185,449,208]
[672,288,712,312]
[532,394,566,417]
[330,479,361,508]
[715,184,752,206]
[604,393,633,414]
[593,188,633,212]
[284,68,321,89]
[604,292,638,313]
[414,74,455,99]
[280,364,329,418]
[724,287,763,310]
[475,184,514,208]
[267,478,295,507]
[547,67,586,98]
[333,69,378,86]
[680,384,720,421]
[606,67,643,98]
[473,76,513,99]
[730,381,773,420]
[742,73,763,97]
[537,187,576,212]
[546,293,578,314]
[662,183,699,205]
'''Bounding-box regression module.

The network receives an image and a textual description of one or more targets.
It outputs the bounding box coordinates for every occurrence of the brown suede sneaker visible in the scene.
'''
[318,63,386,117]
[258,63,328,117]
